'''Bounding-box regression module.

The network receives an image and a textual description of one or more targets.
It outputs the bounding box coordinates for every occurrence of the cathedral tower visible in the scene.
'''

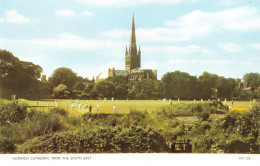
[125,13,141,72]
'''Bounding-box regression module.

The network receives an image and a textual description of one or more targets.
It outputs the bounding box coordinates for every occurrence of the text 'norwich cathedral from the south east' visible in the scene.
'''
[108,14,157,81]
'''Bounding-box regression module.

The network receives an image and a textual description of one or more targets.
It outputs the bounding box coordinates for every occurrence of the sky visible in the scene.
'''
[0,0,260,80]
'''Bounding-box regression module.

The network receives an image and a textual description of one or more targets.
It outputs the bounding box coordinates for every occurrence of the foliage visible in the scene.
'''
[0,136,16,154]
[161,71,198,99]
[0,49,43,99]
[197,111,210,121]
[242,73,260,87]
[0,101,27,125]
[184,109,259,153]
[95,81,116,98]
[216,77,235,99]
[18,126,170,153]
[229,107,250,114]
[134,79,156,99]
[152,101,227,118]
[50,107,68,116]
[0,100,258,154]
[49,67,78,90]
[53,84,70,98]
[0,106,83,145]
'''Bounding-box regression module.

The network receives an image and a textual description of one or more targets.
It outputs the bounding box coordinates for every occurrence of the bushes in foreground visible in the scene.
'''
[0,101,27,125]
[18,127,170,153]
[1,100,259,154]
[0,136,16,153]
[153,100,228,118]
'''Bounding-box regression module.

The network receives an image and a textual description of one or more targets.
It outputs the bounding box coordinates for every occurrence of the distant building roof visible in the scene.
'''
[115,70,129,76]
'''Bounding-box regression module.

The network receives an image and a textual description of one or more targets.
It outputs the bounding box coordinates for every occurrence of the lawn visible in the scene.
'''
[17,99,253,116]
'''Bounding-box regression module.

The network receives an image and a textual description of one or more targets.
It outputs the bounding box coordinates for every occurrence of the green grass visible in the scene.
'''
[16,99,255,116]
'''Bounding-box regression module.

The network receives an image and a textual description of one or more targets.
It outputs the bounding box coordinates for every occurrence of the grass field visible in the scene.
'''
[16,99,255,116]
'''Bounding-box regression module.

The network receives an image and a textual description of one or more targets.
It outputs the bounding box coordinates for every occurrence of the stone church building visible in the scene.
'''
[108,14,157,81]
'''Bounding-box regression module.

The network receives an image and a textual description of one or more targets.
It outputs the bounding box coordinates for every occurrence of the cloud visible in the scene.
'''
[102,27,201,43]
[249,43,260,51]
[0,33,124,53]
[0,10,30,23]
[164,45,211,55]
[102,6,260,43]
[239,61,253,65]
[20,54,46,65]
[217,0,239,6]
[55,9,93,17]
[76,0,195,7]
[82,10,93,16]
[55,9,76,17]
[142,61,158,69]
[24,33,121,50]
[218,43,244,53]
[169,59,234,65]
[140,45,214,58]
[166,6,260,32]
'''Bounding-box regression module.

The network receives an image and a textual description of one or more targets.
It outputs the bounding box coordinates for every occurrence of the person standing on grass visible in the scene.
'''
[232,100,234,105]
[89,105,92,113]
[78,103,81,112]
[84,104,88,110]
[97,104,100,113]
[113,105,116,113]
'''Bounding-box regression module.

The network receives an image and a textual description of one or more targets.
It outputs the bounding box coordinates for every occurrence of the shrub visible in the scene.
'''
[197,111,210,121]
[0,101,27,125]
[18,127,170,153]
[50,107,68,116]
[189,104,203,113]
[79,92,91,99]
[26,110,64,136]
[229,107,250,114]
[0,136,16,153]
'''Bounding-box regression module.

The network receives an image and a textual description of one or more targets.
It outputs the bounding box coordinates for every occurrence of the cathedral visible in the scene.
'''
[108,14,157,81]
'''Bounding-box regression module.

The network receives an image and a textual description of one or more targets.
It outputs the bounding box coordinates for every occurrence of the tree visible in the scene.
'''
[242,73,260,88]
[107,76,128,86]
[73,76,85,91]
[95,81,116,98]
[115,85,128,99]
[0,49,43,99]
[134,79,156,99]
[161,71,198,99]
[198,72,219,99]
[89,88,98,99]
[49,68,78,90]
[155,81,165,99]
[53,84,70,98]
[216,77,233,99]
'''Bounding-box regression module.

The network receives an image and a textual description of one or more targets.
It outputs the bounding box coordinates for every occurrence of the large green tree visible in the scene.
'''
[161,71,198,99]
[216,77,234,99]
[53,84,71,98]
[242,73,260,88]
[49,67,78,90]
[95,81,116,98]
[134,79,156,99]
[198,72,219,99]
[0,50,42,99]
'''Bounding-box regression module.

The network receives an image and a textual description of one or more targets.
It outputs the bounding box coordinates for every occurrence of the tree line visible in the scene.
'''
[1,49,259,100]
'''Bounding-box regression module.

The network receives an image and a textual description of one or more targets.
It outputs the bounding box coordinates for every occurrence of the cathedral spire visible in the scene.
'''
[125,45,128,56]
[130,13,136,46]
